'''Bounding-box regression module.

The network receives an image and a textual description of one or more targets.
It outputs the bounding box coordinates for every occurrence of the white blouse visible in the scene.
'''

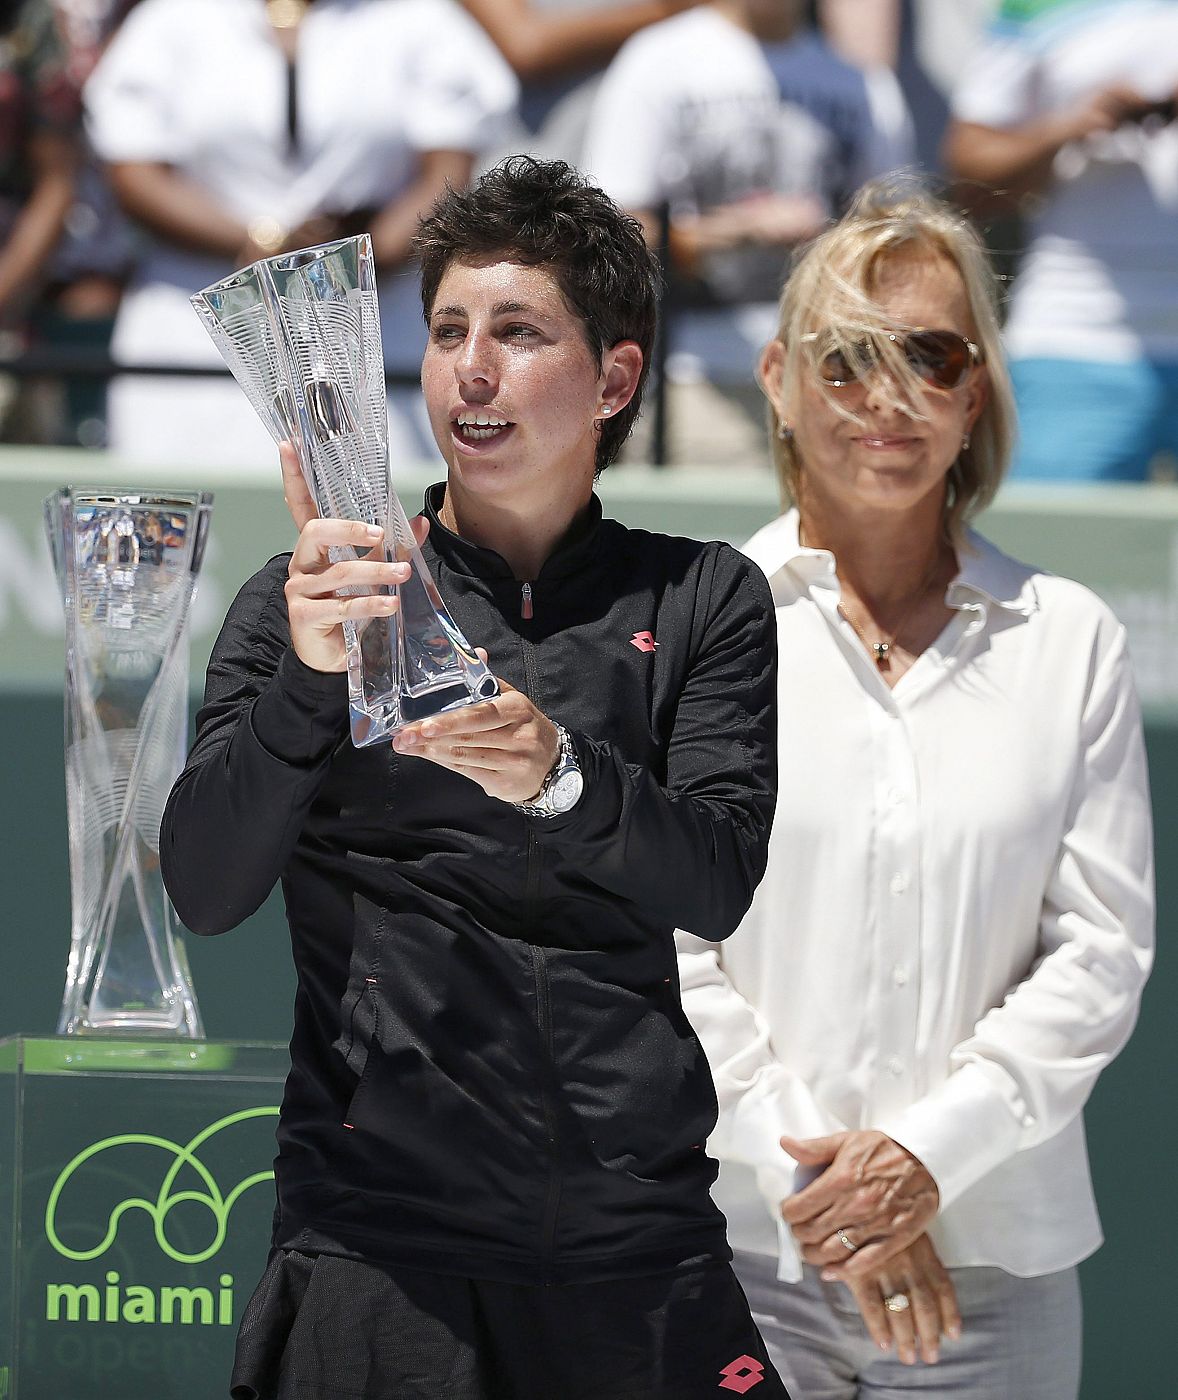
[677,509,1154,1281]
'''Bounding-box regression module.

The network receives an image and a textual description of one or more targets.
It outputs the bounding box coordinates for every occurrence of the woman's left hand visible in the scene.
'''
[779,1130,940,1279]
[845,1233,961,1366]
[390,670,560,804]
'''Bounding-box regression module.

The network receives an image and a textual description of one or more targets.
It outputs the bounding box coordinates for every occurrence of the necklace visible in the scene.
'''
[837,552,944,668]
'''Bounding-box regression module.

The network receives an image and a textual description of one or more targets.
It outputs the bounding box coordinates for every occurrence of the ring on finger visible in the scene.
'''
[836,1228,858,1253]
[883,1292,910,1313]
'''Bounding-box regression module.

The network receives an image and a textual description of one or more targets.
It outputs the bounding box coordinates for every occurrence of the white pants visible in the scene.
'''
[735,1251,1082,1400]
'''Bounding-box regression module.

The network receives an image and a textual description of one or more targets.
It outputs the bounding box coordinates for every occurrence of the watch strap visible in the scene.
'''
[514,724,581,817]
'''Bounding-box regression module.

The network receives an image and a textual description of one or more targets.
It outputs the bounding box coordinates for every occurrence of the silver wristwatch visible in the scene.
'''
[515,724,583,818]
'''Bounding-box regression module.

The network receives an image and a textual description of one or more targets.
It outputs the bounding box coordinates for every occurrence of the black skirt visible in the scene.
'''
[229,1247,790,1400]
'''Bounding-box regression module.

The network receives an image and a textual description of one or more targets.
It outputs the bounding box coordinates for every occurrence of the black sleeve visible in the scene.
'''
[160,557,350,936]
[535,547,777,941]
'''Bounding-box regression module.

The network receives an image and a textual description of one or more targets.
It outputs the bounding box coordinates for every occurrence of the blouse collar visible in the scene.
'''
[742,508,1040,617]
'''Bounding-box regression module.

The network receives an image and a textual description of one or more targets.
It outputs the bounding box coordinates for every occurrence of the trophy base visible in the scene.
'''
[62,1024,206,1039]
[59,1003,204,1040]
[350,674,499,747]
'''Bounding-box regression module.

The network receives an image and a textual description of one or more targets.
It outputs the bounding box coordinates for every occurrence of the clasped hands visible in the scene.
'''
[280,442,559,804]
[780,1129,959,1367]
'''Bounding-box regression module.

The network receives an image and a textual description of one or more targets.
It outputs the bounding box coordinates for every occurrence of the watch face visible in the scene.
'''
[549,768,584,813]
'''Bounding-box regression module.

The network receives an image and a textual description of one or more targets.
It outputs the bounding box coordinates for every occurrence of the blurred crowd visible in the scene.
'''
[1,0,1176,480]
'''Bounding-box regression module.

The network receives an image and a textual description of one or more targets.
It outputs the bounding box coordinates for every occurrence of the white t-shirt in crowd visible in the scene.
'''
[952,0,1178,363]
[586,9,911,305]
[912,0,1001,98]
[584,9,912,385]
[677,509,1154,1281]
[86,0,517,467]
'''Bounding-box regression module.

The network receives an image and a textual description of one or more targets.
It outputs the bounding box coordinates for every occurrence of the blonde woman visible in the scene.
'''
[677,178,1154,1397]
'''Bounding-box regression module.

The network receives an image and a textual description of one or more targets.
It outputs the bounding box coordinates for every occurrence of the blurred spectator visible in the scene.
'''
[0,0,80,433]
[85,0,517,469]
[584,0,913,465]
[32,0,140,448]
[818,1,998,172]
[467,0,705,167]
[44,0,140,315]
[944,0,1178,482]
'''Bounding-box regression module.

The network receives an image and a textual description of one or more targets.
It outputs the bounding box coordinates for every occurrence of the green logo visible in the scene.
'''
[45,1106,279,1265]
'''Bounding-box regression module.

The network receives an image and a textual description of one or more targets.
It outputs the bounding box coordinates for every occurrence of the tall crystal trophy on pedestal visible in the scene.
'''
[191,234,497,746]
[44,489,212,1038]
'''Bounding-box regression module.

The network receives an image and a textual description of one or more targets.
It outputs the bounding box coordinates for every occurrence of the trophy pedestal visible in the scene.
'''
[0,1036,287,1399]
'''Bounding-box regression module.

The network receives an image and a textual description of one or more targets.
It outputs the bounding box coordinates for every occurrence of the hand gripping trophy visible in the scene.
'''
[44,489,212,1037]
[192,234,498,747]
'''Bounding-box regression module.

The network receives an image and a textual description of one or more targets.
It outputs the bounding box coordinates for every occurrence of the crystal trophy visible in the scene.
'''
[44,488,212,1038]
[191,234,498,746]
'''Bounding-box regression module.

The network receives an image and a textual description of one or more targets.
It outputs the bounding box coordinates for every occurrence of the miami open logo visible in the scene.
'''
[42,1106,278,1328]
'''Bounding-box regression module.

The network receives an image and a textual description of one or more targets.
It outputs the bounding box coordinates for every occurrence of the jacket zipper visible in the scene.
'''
[530,941,562,1269]
[520,608,561,1266]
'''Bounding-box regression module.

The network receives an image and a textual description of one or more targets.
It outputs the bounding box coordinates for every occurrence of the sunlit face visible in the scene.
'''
[763,252,988,522]
[421,258,630,517]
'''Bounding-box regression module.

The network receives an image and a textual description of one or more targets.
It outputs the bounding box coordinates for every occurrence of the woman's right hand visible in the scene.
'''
[844,1233,961,1367]
[279,442,414,673]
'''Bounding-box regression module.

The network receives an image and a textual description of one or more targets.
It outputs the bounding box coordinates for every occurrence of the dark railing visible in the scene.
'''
[0,351,421,386]
[0,342,678,465]
[650,202,673,468]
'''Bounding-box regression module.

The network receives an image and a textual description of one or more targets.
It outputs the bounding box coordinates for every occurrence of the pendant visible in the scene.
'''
[873,641,891,665]
[267,0,308,29]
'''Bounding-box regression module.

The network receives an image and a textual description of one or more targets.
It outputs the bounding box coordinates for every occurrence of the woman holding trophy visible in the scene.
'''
[162,157,789,1399]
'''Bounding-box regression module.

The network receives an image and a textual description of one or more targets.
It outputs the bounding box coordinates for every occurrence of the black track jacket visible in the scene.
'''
[161,486,777,1285]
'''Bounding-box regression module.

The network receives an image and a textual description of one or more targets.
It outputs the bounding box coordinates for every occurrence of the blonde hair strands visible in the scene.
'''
[766,176,1016,542]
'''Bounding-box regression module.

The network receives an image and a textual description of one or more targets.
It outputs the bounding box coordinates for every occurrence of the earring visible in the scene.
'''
[777,420,794,442]
[599,404,612,417]
[961,431,971,452]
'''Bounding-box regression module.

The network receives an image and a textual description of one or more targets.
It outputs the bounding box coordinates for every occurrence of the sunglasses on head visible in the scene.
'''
[803,329,983,391]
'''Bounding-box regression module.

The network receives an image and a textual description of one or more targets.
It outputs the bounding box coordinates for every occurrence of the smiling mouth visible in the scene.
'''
[454,411,513,443]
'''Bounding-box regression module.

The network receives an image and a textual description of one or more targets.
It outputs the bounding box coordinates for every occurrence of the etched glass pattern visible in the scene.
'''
[44,489,212,1038]
[191,235,497,745]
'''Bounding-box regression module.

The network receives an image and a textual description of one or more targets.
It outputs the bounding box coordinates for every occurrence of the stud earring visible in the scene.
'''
[600,405,612,417]
[777,420,794,442]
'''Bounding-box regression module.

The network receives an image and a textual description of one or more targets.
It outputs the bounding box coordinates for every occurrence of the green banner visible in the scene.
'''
[0,1037,286,1400]
[3,446,1178,713]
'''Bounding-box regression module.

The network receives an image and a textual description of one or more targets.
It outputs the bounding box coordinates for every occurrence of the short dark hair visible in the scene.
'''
[414,156,660,473]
